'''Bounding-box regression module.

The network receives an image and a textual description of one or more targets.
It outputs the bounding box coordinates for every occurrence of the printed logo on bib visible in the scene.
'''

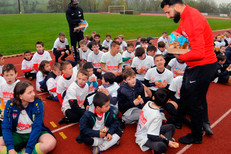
[107,66,118,71]
[76,96,84,107]
[139,110,147,126]
[58,47,65,51]
[3,92,13,99]
[89,86,95,93]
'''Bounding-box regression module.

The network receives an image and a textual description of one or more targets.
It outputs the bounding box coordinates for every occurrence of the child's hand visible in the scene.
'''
[141,66,146,71]
[100,129,107,138]
[169,141,179,148]
[97,69,102,73]
[98,88,109,96]
[160,80,167,88]
[106,133,112,141]
[133,99,141,106]
[89,76,96,82]
[61,51,65,55]
[131,56,134,59]
[8,149,17,154]
[124,65,131,70]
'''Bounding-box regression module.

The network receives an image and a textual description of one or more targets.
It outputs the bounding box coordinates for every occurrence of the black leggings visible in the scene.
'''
[144,124,175,154]
[65,109,84,123]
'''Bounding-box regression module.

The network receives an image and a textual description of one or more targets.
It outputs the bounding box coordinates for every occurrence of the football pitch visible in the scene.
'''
[0,13,231,55]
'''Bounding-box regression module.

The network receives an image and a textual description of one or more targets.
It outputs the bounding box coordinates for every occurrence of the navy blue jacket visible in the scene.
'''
[225,46,231,64]
[2,98,52,154]
[117,79,145,114]
[76,105,119,143]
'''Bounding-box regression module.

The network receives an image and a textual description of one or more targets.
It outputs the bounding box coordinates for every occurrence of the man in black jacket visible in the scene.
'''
[66,0,84,62]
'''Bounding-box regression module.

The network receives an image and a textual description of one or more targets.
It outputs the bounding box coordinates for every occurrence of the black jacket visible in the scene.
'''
[66,4,84,35]
[117,79,146,113]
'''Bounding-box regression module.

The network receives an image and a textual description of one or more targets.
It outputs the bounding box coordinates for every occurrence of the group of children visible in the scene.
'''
[0,30,230,154]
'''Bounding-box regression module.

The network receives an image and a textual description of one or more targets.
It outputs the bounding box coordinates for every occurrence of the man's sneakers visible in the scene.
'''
[179,133,202,144]
[59,117,70,124]
[92,146,101,154]
[203,123,213,136]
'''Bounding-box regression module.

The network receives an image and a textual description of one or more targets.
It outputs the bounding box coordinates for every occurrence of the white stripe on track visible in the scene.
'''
[51,123,78,133]
[177,108,231,154]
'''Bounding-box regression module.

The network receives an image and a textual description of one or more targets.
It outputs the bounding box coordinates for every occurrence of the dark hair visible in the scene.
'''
[35,41,44,47]
[53,62,61,71]
[160,0,184,8]
[24,50,31,54]
[118,35,124,39]
[154,88,169,106]
[59,32,65,37]
[106,34,111,38]
[140,38,147,44]
[217,54,227,61]
[147,45,157,52]
[2,64,17,75]
[84,35,90,40]
[122,68,136,80]
[0,54,3,57]
[91,40,99,47]
[158,41,166,48]
[102,72,116,84]
[83,62,94,70]
[93,92,110,108]
[94,34,100,38]
[162,32,167,35]
[11,81,41,110]
[127,42,134,47]
[39,60,50,76]
[220,46,226,49]
[135,47,145,57]
[111,40,120,47]
[61,61,72,70]
[77,68,89,78]
[154,54,165,60]
[78,60,86,69]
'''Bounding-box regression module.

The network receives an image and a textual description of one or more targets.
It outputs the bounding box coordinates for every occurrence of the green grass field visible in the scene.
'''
[0,13,231,55]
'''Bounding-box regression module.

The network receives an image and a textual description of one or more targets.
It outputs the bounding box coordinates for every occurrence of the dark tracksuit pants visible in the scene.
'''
[70,31,84,62]
[176,62,217,140]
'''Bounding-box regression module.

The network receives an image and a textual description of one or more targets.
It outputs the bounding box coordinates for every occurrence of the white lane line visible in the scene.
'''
[51,123,78,133]
[177,108,231,154]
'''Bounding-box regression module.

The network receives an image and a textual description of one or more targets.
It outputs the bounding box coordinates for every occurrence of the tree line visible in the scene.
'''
[0,0,230,15]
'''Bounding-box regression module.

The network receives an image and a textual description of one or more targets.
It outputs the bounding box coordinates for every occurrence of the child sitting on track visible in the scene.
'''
[21,50,36,81]
[83,62,98,94]
[78,40,91,61]
[59,69,89,124]
[36,60,51,92]
[135,88,177,154]
[76,92,122,154]
[122,42,135,70]
[0,81,56,154]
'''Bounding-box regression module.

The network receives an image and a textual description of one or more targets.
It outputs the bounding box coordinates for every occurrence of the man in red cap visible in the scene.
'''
[66,0,84,62]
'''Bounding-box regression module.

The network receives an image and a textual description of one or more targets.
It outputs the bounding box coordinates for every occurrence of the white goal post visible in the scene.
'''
[108,5,125,14]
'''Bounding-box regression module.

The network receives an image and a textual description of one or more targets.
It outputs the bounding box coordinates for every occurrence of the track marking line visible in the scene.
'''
[177,108,231,154]
[59,132,67,139]
[51,123,77,133]
[50,121,57,128]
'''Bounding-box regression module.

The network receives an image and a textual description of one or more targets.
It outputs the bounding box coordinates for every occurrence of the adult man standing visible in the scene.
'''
[66,0,84,62]
[161,0,217,144]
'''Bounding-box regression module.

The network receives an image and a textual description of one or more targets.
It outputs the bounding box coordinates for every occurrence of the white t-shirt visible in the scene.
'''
[53,37,69,51]
[156,48,168,56]
[0,80,20,104]
[100,52,122,74]
[47,75,61,96]
[122,50,135,66]
[135,44,148,52]
[144,67,173,91]
[214,41,226,49]
[102,40,112,50]
[21,59,35,73]
[36,71,46,92]
[225,37,231,45]
[62,81,89,114]
[16,110,33,134]
[120,41,127,52]
[131,55,154,81]
[169,76,183,99]
[56,72,77,96]
[0,76,6,86]
[135,102,162,151]
[93,113,105,131]
[0,65,3,75]
[168,58,187,77]
[79,48,91,61]
[32,51,52,66]
[87,51,104,69]
[158,36,168,44]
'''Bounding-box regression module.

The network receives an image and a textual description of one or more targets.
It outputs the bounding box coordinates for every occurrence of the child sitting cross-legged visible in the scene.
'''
[118,69,152,132]
[135,88,177,154]
[59,69,89,124]
[83,62,98,94]
[76,92,122,154]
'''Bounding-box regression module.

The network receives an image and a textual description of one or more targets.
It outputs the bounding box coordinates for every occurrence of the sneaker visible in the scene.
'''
[58,117,70,124]
[203,123,213,136]
[179,133,202,144]
[92,146,101,154]
[115,140,120,146]
[118,118,125,133]
[46,95,54,100]
[28,76,33,81]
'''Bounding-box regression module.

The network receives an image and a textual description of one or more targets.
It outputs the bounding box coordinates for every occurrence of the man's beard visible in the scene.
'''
[173,11,181,23]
